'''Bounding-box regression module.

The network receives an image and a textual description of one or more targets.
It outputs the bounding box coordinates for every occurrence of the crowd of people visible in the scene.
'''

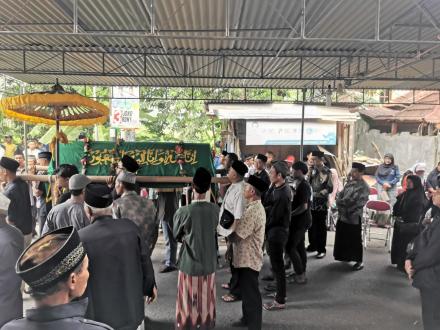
[0,139,439,329]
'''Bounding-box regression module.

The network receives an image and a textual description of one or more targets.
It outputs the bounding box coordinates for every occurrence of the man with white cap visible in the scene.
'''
[0,192,24,328]
[113,171,158,255]
[42,174,91,234]
[108,155,140,201]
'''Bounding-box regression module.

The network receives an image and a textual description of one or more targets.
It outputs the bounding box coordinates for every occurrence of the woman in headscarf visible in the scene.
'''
[375,153,400,206]
[411,162,427,189]
[391,175,427,271]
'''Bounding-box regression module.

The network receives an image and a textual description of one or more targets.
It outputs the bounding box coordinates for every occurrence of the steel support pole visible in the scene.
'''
[73,0,78,33]
[2,30,440,45]
[150,0,155,34]
[300,88,306,161]
[225,0,230,37]
[375,0,381,40]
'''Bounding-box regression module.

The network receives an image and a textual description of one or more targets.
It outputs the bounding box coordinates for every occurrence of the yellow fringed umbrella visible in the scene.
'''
[0,80,109,166]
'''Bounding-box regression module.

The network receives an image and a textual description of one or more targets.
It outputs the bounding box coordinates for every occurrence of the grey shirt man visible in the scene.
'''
[42,199,90,234]
[0,217,24,328]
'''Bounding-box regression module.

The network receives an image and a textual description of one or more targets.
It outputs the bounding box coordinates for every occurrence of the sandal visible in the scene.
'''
[263,300,286,311]
[266,293,288,300]
[221,293,240,302]
[221,283,230,290]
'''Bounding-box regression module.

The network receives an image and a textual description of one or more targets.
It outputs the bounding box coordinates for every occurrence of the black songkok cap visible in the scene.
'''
[247,175,269,193]
[16,226,85,290]
[292,161,309,175]
[352,162,366,172]
[231,160,248,177]
[311,150,325,158]
[121,155,140,173]
[227,153,239,163]
[84,183,113,208]
[256,154,268,163]
[38,151,52,160]
[55,164,79,178]
[193,167,212,193]
[0,157,19,172]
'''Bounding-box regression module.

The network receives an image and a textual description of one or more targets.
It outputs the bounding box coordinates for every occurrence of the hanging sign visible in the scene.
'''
[110,87,140,128]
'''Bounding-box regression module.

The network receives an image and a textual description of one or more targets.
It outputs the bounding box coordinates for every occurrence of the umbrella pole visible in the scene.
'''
[24,122,28,172]
[55,117,60,168]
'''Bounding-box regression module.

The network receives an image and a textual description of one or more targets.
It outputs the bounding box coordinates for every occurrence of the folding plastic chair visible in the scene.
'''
[362,200,393,250]
[368,187,378,201]
[369,187,378,195]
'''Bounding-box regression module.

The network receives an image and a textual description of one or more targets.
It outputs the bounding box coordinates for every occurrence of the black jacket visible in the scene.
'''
[264,182,292,243]
[79,216,155,330]
[254,170,270,203]
[3,178,33,235]
[0,221,23,328]
[408,216,440,290]
[254,169,270,186]
[0,299,112,330]
[393,191,427,224]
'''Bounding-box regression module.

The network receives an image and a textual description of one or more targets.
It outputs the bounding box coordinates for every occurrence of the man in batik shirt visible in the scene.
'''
[113,171,158,255]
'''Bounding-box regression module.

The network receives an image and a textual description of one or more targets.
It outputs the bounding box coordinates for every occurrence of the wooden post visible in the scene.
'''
[14,174,231,185]
[391,121,398,135]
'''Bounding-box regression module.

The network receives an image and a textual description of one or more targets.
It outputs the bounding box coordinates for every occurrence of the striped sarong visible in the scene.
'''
[176,271,216,330]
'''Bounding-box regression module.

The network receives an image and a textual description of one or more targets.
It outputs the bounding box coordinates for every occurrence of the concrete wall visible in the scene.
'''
[355,128,440,172]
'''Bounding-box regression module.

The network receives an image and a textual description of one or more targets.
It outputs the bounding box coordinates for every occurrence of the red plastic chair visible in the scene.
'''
[369,187,378,196]
[363,200,393,249]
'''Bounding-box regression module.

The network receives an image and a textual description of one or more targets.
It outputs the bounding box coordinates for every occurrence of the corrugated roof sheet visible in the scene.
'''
[0,0,439,87]
[358,91,440,123]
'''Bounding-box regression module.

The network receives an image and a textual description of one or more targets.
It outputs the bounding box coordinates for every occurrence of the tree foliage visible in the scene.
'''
[0,74,388,147]
[137,99,221,144]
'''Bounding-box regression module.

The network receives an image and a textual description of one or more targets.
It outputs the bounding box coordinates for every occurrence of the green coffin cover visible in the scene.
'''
[52,141,215,187]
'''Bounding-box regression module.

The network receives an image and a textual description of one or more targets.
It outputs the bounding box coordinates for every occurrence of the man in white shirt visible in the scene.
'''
[219,160,248,303]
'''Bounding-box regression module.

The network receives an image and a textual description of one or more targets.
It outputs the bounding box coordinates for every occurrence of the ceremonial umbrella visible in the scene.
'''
[0,80,109,166]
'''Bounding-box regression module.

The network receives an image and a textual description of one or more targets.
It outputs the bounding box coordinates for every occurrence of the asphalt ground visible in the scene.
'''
[145,229,422,330]
[24,228,423,330]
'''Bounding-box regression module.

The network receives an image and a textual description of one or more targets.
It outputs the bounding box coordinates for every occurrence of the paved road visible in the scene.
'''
[23,229,423,329]
[146,229,422,330]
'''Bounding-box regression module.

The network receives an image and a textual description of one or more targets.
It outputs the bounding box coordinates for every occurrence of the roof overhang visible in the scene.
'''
[207,102,359,122]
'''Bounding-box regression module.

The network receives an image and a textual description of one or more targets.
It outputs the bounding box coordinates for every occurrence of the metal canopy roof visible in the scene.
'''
[1,0,440,89]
